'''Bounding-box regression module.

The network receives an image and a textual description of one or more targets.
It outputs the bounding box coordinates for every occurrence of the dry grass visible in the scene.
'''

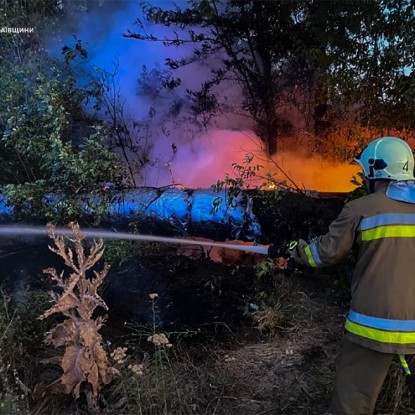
[1,237,415,415]
[376,361,413,414]
[0,288,32,415]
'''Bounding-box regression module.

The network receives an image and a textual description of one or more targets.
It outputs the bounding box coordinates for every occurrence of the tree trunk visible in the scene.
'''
[266,127,278,155]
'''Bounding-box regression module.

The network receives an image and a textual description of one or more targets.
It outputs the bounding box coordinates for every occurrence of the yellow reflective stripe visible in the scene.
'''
[362,225,415,241]
[345,319,415,344]
[304,245,318,267]
[399,354,411,375]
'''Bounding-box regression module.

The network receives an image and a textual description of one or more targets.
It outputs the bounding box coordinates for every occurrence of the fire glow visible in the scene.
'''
[59,3,361,194]
[140,129,361,193]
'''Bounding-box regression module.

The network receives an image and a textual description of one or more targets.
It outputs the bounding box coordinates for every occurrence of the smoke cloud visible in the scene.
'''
[48,0,359,192]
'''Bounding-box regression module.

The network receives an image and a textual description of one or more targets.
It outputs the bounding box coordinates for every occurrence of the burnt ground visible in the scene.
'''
[0,236,413,415]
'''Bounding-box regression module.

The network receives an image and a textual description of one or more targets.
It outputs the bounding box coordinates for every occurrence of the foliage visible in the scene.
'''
[36,223,114,412]
[248,258,297,335]
[255,258,282,280]
[102,240,140,266]
[313,116,415,164]
[137,64,182,98]
[348,172,368,201]
[210,153,335,246]
[126,0,314,154]
[0,62,127,223]
[0,5,132,223]
[323,0,415,130]
[0,0,63,59]
[0,286,54,415]
[211,154,261,211]
[211,153,292,216]
[127,0,415,157]
[314,122,376,163]
[0,0,68,130]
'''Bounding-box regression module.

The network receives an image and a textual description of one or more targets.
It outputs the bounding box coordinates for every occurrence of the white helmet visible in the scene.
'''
[354,137,415,180]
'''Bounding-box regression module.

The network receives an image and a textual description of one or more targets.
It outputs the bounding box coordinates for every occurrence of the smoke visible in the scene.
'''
[47,0,359,192]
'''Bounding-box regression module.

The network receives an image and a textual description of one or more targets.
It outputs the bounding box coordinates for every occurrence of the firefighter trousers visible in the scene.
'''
[330,337,415,415]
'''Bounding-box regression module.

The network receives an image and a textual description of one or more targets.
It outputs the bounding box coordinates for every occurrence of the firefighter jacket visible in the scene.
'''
[292,181,415,354]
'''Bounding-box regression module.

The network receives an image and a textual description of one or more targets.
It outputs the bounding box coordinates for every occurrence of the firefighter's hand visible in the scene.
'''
[288,239,310,266]
[267,241,297,273]
[268,240,299,259]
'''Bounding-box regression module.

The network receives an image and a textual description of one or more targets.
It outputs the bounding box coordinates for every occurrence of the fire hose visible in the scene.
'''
[0,225,298,271]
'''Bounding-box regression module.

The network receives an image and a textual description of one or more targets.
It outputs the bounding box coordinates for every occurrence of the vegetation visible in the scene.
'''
[1,0,414,221]
[127,0,415,157]
[0,2,129,223]
[1,1,415,414]
[36,223,113,413]
[1,222,413,414]
[1,65,127,222]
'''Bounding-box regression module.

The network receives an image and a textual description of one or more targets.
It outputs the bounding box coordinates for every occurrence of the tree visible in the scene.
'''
[0,2,136,222]
[126,0,309,155]
[125,0,415,158]
[318,0,415,130]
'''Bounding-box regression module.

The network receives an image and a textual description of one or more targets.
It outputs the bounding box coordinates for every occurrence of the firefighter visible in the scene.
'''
[289,137,415,414]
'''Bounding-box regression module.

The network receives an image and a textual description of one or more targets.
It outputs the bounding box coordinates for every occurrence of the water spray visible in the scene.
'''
[0,225,270,255]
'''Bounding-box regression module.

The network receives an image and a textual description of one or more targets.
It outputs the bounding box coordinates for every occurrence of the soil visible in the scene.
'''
[0,236,413,415]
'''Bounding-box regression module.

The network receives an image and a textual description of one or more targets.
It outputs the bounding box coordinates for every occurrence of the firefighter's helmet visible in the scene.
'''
[354,137,415,180]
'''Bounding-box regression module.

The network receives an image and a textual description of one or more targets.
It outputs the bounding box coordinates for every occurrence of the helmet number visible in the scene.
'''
[403,161,409,171]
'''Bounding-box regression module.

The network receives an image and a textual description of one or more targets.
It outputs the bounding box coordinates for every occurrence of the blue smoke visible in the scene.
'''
[45,1,256,188]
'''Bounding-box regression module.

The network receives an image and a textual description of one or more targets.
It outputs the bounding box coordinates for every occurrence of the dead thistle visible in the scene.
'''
[35,222,114,411]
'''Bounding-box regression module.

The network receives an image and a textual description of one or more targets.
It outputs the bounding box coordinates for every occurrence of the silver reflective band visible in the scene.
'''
[348,310,415,331]
[310,241,323,266]
[360,213,415,231]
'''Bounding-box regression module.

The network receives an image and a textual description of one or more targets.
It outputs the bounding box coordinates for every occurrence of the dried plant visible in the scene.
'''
[36,222,114,410]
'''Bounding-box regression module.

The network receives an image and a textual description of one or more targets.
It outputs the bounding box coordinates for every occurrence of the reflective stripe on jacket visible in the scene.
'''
[294,181,415,353]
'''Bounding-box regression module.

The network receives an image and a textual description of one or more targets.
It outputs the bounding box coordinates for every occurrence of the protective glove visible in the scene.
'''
[288,239,311,266]
[267,240,298,258]
[267,241,298,274]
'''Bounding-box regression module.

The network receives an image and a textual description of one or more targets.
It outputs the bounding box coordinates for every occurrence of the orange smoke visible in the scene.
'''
[259,152,360,192]
[165,130,361,192]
